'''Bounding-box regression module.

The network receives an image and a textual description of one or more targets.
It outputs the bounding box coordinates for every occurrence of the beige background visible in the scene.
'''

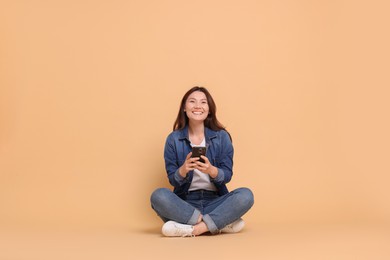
[1,0,389,259]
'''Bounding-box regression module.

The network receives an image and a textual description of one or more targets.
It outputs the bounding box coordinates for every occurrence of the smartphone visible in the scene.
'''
[191,146,207,163]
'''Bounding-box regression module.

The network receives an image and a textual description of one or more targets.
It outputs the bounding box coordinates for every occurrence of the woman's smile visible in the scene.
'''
[192,111,204,115]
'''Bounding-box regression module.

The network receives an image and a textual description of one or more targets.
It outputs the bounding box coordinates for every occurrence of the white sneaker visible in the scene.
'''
[220,219,245,233]
[162,221,195,237]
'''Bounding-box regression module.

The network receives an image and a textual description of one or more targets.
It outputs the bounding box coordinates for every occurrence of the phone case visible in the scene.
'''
[191,146,207,163]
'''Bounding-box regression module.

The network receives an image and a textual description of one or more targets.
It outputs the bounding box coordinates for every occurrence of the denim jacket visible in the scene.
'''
[164,125,233,199]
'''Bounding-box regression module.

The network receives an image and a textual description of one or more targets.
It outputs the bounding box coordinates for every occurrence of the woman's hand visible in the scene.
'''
[195,156,218,179]
[178,152,199,178]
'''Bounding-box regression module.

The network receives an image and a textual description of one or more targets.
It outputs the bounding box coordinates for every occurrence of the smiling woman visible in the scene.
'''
[150,86,254,237]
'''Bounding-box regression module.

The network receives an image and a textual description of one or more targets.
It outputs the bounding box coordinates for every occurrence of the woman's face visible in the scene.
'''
[184,91,209,123]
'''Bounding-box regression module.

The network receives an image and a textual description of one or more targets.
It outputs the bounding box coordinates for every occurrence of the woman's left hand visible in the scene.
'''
[195,156,219,179]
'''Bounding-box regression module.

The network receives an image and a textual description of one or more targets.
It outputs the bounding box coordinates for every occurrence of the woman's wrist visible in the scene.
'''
[179,166,187,178]
[209,166,218,179]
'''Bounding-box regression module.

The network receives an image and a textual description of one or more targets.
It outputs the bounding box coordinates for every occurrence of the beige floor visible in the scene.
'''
[1,223,389,260]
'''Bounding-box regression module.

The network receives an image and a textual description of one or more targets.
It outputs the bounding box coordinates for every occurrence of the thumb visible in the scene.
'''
[186,152,193,160]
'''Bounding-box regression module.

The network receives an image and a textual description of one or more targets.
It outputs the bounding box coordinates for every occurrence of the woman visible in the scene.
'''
[150,86,254,237]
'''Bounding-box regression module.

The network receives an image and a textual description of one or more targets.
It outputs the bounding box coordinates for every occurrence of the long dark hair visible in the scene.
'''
[173,86,231,139]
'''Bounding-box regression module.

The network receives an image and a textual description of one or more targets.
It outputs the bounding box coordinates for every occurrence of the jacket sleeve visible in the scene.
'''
[211,130,234,185]
[164,134,190,188]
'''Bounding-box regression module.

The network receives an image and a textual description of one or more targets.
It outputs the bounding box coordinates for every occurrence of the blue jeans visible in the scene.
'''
[150,187,254,234]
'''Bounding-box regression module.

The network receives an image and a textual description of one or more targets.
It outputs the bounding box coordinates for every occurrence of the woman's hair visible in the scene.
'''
[173,87,231,139]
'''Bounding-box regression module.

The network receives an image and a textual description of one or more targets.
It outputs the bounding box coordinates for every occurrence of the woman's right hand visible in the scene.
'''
[178,152,199,178]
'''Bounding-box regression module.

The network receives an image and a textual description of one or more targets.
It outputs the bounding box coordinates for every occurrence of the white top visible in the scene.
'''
[188,138,217,192]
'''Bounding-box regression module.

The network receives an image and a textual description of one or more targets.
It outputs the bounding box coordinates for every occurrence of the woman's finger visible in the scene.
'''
[189,157,199,163]
[200,155,210,164]
[185,152,192,160]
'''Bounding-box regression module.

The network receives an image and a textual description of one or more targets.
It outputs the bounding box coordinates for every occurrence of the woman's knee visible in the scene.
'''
[150,188,172,206]
[234,187,254,208]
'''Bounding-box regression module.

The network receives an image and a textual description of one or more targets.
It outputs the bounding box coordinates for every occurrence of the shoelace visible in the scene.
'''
[173,225,195,237]
[225,223,234,230]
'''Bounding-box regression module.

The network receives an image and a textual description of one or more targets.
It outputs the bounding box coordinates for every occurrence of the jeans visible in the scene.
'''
[150,187,254,234]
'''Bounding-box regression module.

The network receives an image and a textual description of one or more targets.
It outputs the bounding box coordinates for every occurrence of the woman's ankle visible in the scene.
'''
[192,221,209,236]
[197,214,203,224]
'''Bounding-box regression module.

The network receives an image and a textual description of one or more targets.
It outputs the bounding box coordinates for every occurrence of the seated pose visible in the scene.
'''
[150,86,254,237]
